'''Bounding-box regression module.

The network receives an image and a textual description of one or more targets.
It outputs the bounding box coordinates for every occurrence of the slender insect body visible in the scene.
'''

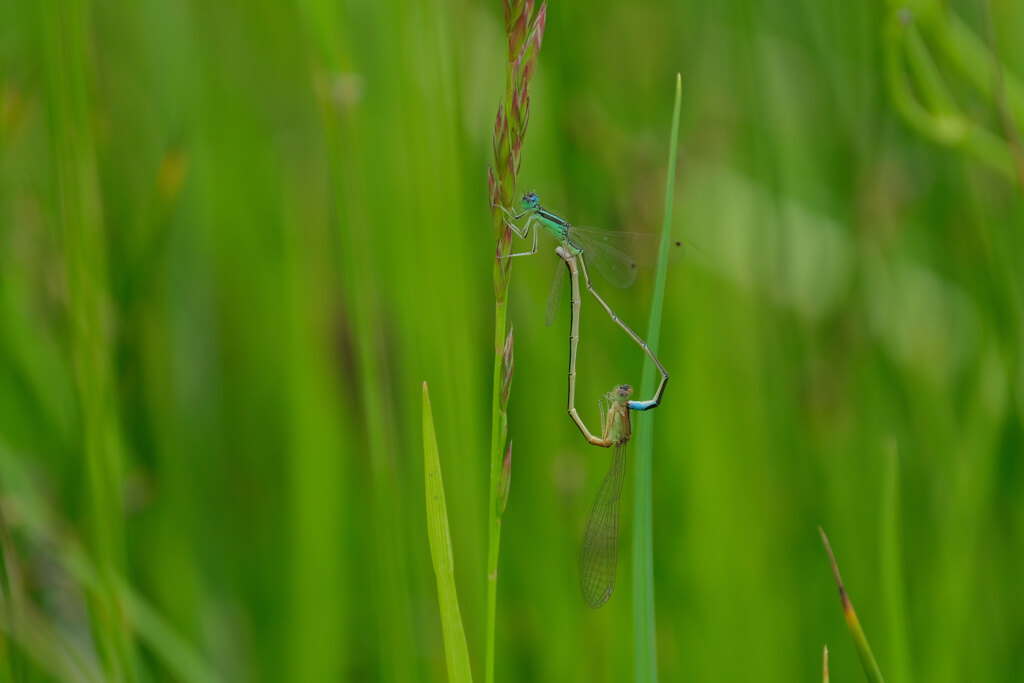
[536,207,570,229]
[525,210,673,609]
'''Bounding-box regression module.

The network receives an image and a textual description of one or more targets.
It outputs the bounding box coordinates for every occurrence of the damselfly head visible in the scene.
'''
[520,192,540,209]
[611,384,633,401]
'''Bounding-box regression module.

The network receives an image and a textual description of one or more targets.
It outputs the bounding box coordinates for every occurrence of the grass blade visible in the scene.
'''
[631,72,683,683]
[819,527,886,683]
[880,441,914,683]
[423,383,473,683]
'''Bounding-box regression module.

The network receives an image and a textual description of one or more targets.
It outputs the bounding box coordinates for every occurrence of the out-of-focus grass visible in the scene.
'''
[0,1,1022,682]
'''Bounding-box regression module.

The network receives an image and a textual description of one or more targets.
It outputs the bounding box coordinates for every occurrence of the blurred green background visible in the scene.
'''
[2,0,1023,681]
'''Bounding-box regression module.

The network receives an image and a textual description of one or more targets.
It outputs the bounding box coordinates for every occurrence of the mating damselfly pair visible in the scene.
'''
[499,193,680,607]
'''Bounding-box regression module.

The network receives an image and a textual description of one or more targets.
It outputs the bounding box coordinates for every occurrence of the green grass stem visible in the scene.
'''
[486,4,546,681]
[631,73,682,683]
[484,300,508,683]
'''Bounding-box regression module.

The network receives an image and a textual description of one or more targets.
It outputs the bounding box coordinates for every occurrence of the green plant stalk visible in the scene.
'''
[484,302,507,683]
[485,4,545,682]
[424,383,474,683]
[631,73,682,683]
[819,527,886,683]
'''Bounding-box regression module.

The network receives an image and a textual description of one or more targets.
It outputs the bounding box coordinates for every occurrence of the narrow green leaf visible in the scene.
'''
[819,527,886,683]
[422,383,473,683]
[880,440,914,683]
[632,72,683,683]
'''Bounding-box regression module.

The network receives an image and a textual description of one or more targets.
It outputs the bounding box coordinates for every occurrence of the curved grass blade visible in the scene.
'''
[579,443,627,608]
[818,527,886,683]
[422,383,473,683]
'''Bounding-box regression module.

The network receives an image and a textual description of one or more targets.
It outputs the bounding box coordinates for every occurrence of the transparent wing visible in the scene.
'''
[582,240,639,289]
[545,254,566,327]
[570,226,687,267]
[579,443,626,608]
[569,226,686,289]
